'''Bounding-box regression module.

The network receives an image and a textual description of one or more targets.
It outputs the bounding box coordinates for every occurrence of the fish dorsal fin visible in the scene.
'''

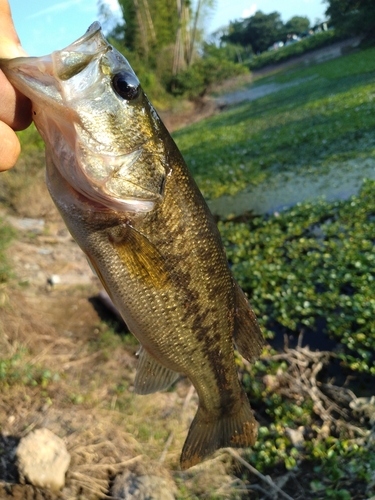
[134,346,180,395]
[109,224,170,289]
[233,283,264,363]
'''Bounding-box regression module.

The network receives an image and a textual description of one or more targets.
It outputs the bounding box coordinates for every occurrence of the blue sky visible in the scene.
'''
[9,0,327,56]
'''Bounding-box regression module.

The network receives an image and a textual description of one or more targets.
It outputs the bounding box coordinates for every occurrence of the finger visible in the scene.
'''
[0,0,27,57]
[0,120,21,171]
[0,0,31,130]
[0,70,32,130]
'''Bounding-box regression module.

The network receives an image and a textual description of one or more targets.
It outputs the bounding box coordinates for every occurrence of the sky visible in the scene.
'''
[8,0,327,56]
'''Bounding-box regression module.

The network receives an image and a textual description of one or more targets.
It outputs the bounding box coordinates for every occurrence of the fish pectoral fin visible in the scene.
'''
[233,283,264,363]
[109,224,170,289]
[85,254,116,302]
[134,346,180,395]
[180,392,257,470]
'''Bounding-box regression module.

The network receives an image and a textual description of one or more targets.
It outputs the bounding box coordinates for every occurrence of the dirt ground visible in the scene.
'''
[0,189,205,499]
[0,167,245,499]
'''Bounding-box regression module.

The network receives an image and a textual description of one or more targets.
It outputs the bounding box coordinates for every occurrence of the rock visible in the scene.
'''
[7,217,45,234]
[47,274,61,286]
[285,426,305,449]
[46,272,93,288]
[16,428,70,492]
[111,470,176,500]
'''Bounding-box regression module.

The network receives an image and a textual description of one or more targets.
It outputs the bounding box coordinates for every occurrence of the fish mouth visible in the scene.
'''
[1,23,160,214]
[0,22,108,111]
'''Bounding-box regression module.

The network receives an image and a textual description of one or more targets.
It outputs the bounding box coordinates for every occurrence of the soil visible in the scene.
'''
[0,196,201,498]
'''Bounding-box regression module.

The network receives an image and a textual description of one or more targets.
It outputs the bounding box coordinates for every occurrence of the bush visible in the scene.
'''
[249,30,340,70]
[168,56,249,98]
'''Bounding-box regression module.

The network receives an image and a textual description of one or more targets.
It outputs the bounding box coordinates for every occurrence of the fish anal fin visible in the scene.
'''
[109,224,170,289]
[134,346,180,395]
[180,393,257,470]
[233,283,264,363]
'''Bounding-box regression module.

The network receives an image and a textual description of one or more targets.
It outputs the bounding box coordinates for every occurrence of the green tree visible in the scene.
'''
[284,16,310,35]
[100,0,250,101]
[114,0,177,62]
[325,0,375,39]
[110,0,216,73]
[223,11,285,53]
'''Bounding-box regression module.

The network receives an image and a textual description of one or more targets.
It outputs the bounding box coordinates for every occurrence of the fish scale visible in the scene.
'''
[0,22,264,469]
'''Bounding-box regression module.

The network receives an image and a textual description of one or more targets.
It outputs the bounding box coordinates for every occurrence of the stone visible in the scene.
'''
[16,428,70,492]
[47,274,61,286]
[111,470,176,500]
[9,217,45,234]
[285,426,305,449]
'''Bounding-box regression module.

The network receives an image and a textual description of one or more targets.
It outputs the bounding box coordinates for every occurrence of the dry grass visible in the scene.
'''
[0,265,240,499]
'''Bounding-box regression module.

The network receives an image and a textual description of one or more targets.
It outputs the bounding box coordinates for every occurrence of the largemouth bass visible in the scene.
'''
[0,23,263,469]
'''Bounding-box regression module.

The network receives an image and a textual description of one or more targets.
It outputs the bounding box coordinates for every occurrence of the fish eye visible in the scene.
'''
[112,71,140,101]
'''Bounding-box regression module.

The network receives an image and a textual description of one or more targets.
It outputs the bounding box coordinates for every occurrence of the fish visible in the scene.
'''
[0,23,264,469]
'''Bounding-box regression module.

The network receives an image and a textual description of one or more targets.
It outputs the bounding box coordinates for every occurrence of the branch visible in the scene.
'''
[227,449,295,500]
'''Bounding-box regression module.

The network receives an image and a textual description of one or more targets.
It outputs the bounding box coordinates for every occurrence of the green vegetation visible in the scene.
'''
[104,0,223,103]
[0,220,14,284]
[172,46,375,497]
[249,30,339,70]
[223,11,311,55]
[326,0,375,41]
[221,1,374,72]
[173,46,375,201]
[2,31,375,499]
[220,180,375,373]
[100,0,375,102]
[168,56,247,98]
[0,347,59,389]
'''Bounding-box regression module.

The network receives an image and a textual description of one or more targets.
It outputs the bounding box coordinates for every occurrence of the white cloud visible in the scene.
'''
[104,0,121,11]
[242,4,257,19]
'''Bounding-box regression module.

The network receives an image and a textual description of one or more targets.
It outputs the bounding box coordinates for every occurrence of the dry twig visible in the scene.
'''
[266,343,363,435]
[228,449,295,500]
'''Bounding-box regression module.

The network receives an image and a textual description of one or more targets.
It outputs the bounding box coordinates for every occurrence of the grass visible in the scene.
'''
[0,220,14,284]
[173,46,375,202]
[248,30,340,71]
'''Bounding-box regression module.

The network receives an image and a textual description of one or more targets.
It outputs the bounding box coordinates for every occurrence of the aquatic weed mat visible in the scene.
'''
[173,46,375,209]
[216,180,375,499]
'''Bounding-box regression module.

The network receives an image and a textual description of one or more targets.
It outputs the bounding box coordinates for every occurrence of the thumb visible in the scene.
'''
[0,0,28,58]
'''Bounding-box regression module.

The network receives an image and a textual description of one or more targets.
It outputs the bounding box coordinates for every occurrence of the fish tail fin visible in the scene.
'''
[180,393,257,470]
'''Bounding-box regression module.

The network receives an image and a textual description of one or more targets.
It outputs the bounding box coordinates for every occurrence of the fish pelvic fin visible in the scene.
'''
[233,282,264,363]
[134,346,180,395]
[180,393,257,470]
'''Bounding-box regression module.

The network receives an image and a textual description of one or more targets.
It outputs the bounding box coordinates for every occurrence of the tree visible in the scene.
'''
[223,11,285,54]
[99,0,221,99]
[113,0,177,61]
[109,0,216,73]
[284,16,310,35]
[325,0,375,39]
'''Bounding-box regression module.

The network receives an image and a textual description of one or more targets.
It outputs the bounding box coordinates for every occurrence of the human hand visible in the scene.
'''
[0,0,32,171]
